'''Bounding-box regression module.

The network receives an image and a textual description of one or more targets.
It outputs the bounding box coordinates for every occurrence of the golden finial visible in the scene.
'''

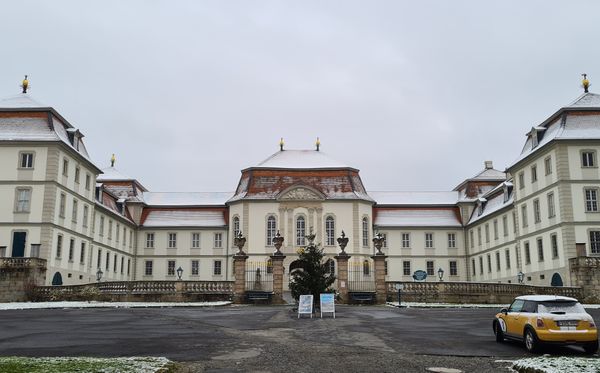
[110,154,116,167]
[316,137,320,151]
[279,137,284,151]
[21,75,29,94]
[582,73,590,93]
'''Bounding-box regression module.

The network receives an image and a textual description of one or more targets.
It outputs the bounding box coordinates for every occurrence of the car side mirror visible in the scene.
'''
[500,308,508,315]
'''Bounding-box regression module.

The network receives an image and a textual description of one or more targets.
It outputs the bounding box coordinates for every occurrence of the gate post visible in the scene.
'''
[334,254,351,304]
[270,254,286,304]
[372,233,387,304]
[233,232,249,304]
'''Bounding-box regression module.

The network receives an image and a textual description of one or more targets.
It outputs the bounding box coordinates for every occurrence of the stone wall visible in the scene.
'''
[569,256,600,302]
[386,281,583,304]
[0,258,47,302]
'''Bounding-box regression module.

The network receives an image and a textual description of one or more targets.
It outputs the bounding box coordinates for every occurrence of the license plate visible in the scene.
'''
[559,326,577,331]
[557,320,579,327]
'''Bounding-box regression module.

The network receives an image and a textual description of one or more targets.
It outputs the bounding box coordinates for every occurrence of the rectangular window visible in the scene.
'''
[485,224,490,243]
[551,234,559,258]
[214,260,222,275]
[113,254,117,272]
[83,205,89,227]
[591,231,600,254]
[116,223,120,242]
[471,259,476,276]
[487,254,492,273]
[62,158,69,176]
[582,151,596,167]
[129,230,132,248]
[127,259,131,276]
[513,212,517,233]
[105,252,110,270]
[470,230,474,248]
[167,260,176,276]
[145,260,153,276]
[493,220,498,240]
[96,249,101,269]
[146,233,154,248]
[449,261,458,276]
[72,199,78,222]
[75,167,80,183]
[56,235,63,258]
[533,199,541,223]
[120,257,124,274]
[108,221,113,239]
[502,215,508,237]
[122,227,126,247]
[99,216,105,236]
[68,238,74,262]
[531,165,537,183]
[521,205,528,228]
[402,233,410,248]
[403,261,411,276]
[425,233,434,248]
[505,249,511,269]
[448,233,456,248]
[192,233,201,248]
[518,172,525,189]
[85,174,91,190]
[214,233,223,248]
[477,227,482,245]
[20,152,34,168]
[426,261,434,276]
[544,156,552,175]
[525,242,531,264]
[15,188,31,212]
[537,238,544,261]
[168,233,177,248]
[79,242,85,264]
[59,193,66,217]
[495,251,501,271]
[547,193,556,218]
[585,188,598,212]
[479,257,483,275]
[191,260,199,276]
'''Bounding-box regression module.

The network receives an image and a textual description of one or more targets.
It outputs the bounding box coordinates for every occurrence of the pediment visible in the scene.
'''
[277,185,325,201]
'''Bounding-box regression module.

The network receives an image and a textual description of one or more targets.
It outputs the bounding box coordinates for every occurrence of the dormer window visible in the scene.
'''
[95,185,102,203]
[502,182,513,203]
[530,126,546,149]
[116,198,126,215]
[477,198,487,216]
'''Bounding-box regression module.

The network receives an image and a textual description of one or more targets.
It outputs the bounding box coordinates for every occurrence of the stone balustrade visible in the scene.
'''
[0,257,47,269]
[386,281,583,304]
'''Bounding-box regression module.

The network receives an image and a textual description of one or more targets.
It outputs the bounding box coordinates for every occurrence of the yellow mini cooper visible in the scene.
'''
[493,295,598,353]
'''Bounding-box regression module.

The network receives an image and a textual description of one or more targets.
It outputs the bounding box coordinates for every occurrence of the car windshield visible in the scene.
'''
[537,301,585,314]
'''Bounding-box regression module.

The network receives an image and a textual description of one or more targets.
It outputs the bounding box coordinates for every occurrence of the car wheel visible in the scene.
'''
[494,321,504,343]
[583,340,599,355]
[524,329,540,353]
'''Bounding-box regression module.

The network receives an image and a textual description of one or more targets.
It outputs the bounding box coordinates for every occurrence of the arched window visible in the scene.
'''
[266,216,277,246]
[362,217,369,247]
[363,260,370,276]
[296,216,306,246]
[325,216,335,246]
[233,216,240,237]
[327,259,335,276]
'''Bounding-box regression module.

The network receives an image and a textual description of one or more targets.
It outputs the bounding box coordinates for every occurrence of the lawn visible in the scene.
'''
[512,356,600,373]
[0,356,174,373]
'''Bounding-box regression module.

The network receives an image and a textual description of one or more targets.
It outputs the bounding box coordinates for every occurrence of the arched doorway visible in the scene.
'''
[551,273,563,287]
[51,272,63,286]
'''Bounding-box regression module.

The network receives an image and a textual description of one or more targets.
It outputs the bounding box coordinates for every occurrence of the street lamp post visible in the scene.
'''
[177,266,183,280]
[517,271,525,284]
[96,268,103,282]
[437,267,444,282]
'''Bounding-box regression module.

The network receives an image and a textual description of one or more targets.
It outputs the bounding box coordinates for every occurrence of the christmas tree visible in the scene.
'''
[289,228,336,306]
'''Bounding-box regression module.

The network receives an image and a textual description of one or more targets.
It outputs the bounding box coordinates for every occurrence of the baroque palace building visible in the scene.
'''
[1,80,600,288]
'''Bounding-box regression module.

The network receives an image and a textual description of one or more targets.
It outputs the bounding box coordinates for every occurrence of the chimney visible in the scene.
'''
[484,161,493,170]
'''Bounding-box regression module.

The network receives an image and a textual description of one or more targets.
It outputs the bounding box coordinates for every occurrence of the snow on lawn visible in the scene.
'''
[512,356,600,373]
[0,301,231,310]
[0,356,172,373]
[386,302,508,309]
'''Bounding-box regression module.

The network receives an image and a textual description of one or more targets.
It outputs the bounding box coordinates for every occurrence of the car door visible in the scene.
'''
[506,299,525,337]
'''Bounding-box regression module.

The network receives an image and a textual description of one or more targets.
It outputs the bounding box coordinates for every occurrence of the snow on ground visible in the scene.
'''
[512,356,600,373]
[0,301,231,310]
[0,356,171,373]
[387,302,600,309]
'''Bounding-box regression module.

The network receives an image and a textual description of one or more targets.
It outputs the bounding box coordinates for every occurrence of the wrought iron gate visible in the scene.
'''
[245,261,273,292]
[348,260,376,292]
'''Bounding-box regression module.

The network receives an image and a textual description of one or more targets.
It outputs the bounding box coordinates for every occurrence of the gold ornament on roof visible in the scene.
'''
[316,137,320,151]
[279,137,284,151]
[110,154,116,167]
[21,75,29,94]
[582,73,590,93]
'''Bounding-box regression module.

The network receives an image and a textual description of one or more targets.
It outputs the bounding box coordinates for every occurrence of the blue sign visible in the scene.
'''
[320,293,335,318]
[413,270,427,281]
[298,295,314,318]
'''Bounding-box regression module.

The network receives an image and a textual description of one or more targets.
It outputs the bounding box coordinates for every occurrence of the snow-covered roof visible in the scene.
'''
[467,190,513,225]
[97,167,133,181]
[142,210,226,227]
[0,117,57,141]
[0,94,48,109]
[375,208,462,227]
[143,192,233,206]
[252,149,352,170]
[567,92,600,108]
[370,191,458,206]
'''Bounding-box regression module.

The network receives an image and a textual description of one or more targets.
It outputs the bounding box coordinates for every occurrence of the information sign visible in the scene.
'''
[298,294,314,318]
[412,270,427,281]
[320,293,335,318]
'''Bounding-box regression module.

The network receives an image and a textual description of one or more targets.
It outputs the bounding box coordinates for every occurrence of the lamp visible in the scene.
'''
[517,271,524,284]
[177,266,183,280]
[437,267,444,282]
[96,268,103,282]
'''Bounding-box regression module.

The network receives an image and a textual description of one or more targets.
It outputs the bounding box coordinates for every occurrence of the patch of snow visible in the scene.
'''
[142,209,226,227]
[254,149,351,169]
[0,356,171,373]
[512,356,600,373]
[0,301,231,310]
[375,208,462,227]
[387,302,508,309]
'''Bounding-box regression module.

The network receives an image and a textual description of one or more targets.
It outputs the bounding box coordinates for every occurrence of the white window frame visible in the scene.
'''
[15,187,32,213]
[191,232,201,249]
[213,260,222,275]
[402,261,411,276]
[547,192,556,218]
[544,156,552,175]
[146,233,155,248]
[145,260,153,276]
[266,216,277,246]
[533,198,541,223]
[325,216,335,246]
[167,260,176,276]
[214,232,223,248]
[449,261,458,276]
[296,216,306,246]
[425,232,434,248]
[582,150,596,168]
[168,233,177,248]
[362,217,369,247]
[447,233,456,248]
[402,233,411,248]
[585,188,599,212]
[191,260,199,276]
[19,152,34,169]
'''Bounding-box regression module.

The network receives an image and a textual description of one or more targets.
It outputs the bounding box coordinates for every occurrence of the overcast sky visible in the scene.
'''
[1,1,599,192]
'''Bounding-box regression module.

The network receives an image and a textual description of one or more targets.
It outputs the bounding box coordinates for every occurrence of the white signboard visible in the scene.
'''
[320,293,335,318]
[298,294,314,318]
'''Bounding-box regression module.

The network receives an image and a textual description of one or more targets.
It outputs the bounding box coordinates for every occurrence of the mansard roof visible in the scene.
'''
[374,207,462,227]
[140,208,227,227]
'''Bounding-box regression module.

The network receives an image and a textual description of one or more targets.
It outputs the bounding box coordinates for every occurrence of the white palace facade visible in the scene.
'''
[2,85,600,288]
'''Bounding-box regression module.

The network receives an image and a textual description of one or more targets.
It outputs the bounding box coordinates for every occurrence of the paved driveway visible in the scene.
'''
[0,305,598,372]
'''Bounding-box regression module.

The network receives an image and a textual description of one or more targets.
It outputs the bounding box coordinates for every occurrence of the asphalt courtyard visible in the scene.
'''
[1,305,599,372]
